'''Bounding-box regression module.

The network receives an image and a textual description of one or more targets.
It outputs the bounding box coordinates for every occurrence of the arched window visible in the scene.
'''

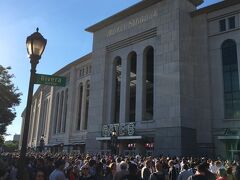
[113,57,121,123]
[222,39,240,119]
[143,46,154,120]
[128,52,137,122]
[62,89,68,133]
[83,81,90,130]
[54,93,59,134]
[77,84,83,130]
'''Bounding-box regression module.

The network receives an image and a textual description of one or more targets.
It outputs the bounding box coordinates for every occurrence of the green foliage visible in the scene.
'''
[0,65,21,135]
[3,140,19,152]
[0,135,4,145]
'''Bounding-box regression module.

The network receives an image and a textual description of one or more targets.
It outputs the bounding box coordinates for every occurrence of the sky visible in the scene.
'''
[0,0,220,141]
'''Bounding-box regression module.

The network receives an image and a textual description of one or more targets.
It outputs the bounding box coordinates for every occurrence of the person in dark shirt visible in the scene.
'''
[202,162,216,180]
[123,163,141,180]
[149,161,167,180]
[188,164,208,180]
[169,160,177,180]
[141,159,152,180]
[235,162,240,180]
[79,164,94,180]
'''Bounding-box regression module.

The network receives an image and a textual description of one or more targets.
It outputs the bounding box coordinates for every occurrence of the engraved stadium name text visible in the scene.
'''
[107,10,158,37]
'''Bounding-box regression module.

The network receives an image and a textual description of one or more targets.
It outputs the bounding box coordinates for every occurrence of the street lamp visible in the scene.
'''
[18,28,47,179]
[110,129,118,155]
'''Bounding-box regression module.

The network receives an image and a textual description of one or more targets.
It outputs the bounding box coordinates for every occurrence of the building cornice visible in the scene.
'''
[191,0,240,17]
[85,0,160,33]
[190,0,204,6]
[53,53,92,76]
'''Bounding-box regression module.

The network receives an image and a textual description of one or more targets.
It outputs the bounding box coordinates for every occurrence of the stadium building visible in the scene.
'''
[20,0,240,159]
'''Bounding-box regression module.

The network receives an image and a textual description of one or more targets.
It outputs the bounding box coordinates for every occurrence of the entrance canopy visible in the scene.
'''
[218,136,240,140]
[96,135,142,141]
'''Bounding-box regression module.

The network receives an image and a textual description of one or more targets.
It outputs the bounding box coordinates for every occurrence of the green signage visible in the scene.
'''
[34,74,66,87]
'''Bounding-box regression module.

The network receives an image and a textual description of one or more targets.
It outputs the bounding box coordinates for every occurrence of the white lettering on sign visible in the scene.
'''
[102,123,136,137]
[107,10,158,37]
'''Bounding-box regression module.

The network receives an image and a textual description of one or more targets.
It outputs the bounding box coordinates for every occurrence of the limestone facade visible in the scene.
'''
[20,0,240,158]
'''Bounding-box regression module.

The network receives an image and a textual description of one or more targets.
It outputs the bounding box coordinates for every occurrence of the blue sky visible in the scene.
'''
[0,0,220,141]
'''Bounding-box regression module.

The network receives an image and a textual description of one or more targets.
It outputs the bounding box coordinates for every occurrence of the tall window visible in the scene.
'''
[54,93,59,134]
[143,46,154,120]
[113,57,121,123]
[219,19,226,32]
[62,89,68,133]
[77,84,83,130]
[84,81,90,130]
[128,52,137,122]
[222,39,240,119]
[228,16,235,30]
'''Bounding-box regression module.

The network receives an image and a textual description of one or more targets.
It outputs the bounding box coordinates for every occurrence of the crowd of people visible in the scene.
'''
[0,152,240,180]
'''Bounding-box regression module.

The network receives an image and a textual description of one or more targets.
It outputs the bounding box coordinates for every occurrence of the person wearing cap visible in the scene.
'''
[49,159,67,180]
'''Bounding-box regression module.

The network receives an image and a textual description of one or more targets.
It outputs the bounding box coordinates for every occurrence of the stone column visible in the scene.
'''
[109,61,116,124]
[236,42,240,86]
[34,92,43,147]
[120,55,129,123]
[45,92,53,145]
[64,68,77,145]
[38,92,46,141]
[136,51,144,125]
[80,80,87,130]
[48,86,56,142]
[28,102,36,146]
[60,91,66,133]
[56,92,63,134]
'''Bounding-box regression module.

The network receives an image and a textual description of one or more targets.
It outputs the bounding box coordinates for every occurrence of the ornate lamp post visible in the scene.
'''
[111,129,118,155]
[18,28,47,179]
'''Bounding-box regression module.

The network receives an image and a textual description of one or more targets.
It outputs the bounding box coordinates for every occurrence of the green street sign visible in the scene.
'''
[34,73,66,87]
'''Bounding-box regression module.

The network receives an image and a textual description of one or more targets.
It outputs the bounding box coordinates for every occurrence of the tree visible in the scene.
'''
[0,65,21,135]
[3,140,19,152]
[0,135,4,145]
